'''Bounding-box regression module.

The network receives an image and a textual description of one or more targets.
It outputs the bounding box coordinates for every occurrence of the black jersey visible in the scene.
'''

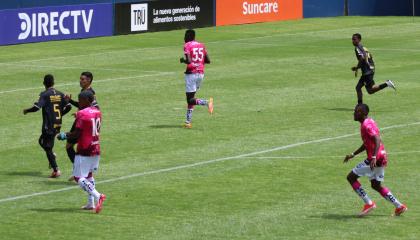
[69,87,99,109]
[355,44,375,76]
[34,88,70,134]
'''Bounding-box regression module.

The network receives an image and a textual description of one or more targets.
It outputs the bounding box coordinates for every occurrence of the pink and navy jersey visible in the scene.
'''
[360,118,387,166]
[75,106,101,156]
[183,40,207,74]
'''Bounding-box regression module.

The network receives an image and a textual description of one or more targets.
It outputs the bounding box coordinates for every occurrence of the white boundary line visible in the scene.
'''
[243,151,420,159]
[0,72,175,94]
[0,121,419,204]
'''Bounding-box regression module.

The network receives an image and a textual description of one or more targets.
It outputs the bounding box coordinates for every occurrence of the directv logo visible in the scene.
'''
[131,4,148,32]
[18,10,94,40]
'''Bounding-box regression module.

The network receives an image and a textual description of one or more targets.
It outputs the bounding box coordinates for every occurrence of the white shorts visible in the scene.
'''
[352,160,385,182]
[185,73,204,93]
[73,155,100,178]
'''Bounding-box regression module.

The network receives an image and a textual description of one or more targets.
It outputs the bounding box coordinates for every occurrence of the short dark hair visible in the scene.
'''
[81,71,93,83]
[79,90,94,103]
[356,103,369,115]
[185,29,195,42]
[43,74,54,88]
[353,33,362,40]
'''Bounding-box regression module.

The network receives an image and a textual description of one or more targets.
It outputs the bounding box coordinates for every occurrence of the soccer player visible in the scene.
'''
[23,74,72,178]
[351,33,396,104]
[180,29,213,128]
[344,104,407,217]
[57,91,106,213]
[64,72,98,165]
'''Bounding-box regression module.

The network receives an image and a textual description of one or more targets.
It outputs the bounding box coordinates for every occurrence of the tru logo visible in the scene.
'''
[131,3,148,32]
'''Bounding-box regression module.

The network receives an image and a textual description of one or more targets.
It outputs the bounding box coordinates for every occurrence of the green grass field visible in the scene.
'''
[1,16,420,239]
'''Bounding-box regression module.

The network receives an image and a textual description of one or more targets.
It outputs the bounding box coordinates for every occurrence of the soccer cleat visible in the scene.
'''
[81,204,95,210]
[208,97,214,114]
[184,122,192,129]
[95,194,106,214]
[49,170,61,178]
[394,204,407,216]
[386,80,396,91]
[359,202,376,217]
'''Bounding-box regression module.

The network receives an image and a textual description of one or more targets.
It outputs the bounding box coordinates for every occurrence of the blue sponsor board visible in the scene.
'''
[0,3,113,45]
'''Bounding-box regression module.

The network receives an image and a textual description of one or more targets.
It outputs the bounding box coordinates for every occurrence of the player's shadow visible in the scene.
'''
[30,207,87,214]
[310,213,388,221]
[325,107,354,112]
[4,171,43,178]
[42,180,76,186]
[149,124,182,129]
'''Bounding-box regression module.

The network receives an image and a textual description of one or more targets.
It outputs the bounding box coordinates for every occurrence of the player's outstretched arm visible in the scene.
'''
[23,105,39,115]
[344,144,365,163]
[62,104,72,116]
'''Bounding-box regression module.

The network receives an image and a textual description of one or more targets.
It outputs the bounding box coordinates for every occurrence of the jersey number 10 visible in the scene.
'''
[91,118,101,137]
[192,48,204,62]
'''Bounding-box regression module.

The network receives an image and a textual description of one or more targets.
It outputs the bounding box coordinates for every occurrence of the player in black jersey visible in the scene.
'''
[351,33,396,104]
[64,72,98,181]
[23,74,72,178]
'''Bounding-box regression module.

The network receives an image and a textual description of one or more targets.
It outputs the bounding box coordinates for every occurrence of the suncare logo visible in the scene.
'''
[242,1,279,15]
[131,4,148,32]
[18,10,94,40]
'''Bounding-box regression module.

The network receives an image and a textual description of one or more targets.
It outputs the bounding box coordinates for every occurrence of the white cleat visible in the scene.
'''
[386,80,396,91]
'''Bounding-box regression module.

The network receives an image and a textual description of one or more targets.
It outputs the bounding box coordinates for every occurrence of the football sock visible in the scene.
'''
[66,147,76,163]
[78,177,100,199]
[87,177,96,206]
[352,181,372,204]
[379,83,388,90]
[380,187,402,208]
[196,99,208,106]
[45,149,58,172]
[186,108,193,123]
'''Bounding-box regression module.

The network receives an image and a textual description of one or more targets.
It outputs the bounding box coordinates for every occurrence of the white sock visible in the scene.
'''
[87,177,96,206]
[383,192,402,208]
[186,109,193,123]
[355,187,373,204]
[78,177,100,200]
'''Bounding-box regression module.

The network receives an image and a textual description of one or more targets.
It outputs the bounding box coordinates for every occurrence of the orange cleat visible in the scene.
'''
[49,170,61,178]
[184,122,192,129]
[208,97,214,114]
[359,202,376,217]
[95,194,106,214]
[394,204,407,216]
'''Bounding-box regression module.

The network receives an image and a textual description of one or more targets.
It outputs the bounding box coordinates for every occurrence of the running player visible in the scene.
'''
[344,104,407,217]
[23,74,72,178]
[180,29,213,129]
[57,91,106,213]
[351,33,396,104]
[64,71,98,165]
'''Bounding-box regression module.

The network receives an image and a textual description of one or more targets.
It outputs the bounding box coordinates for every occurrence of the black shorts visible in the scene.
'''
[66,121,77,144]
[357,74,375,89]
[39,133,56,150]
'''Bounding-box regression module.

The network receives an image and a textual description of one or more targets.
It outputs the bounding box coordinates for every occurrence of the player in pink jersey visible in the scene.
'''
[344,104,407,217]
[57,91,106,213]
[180,29,213,128]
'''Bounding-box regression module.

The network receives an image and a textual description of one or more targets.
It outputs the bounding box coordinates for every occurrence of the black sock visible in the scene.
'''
[358,99,363,104]
[66,147,76,163]
[45,149,58,171]
[379,83,388,90]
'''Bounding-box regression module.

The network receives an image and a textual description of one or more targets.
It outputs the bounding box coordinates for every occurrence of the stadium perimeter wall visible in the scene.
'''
[0,0,419,46]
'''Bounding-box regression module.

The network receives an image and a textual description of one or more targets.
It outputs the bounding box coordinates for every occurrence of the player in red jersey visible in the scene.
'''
[57,91,106,213]
[180,29,213,128]
[344,104,407,217]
